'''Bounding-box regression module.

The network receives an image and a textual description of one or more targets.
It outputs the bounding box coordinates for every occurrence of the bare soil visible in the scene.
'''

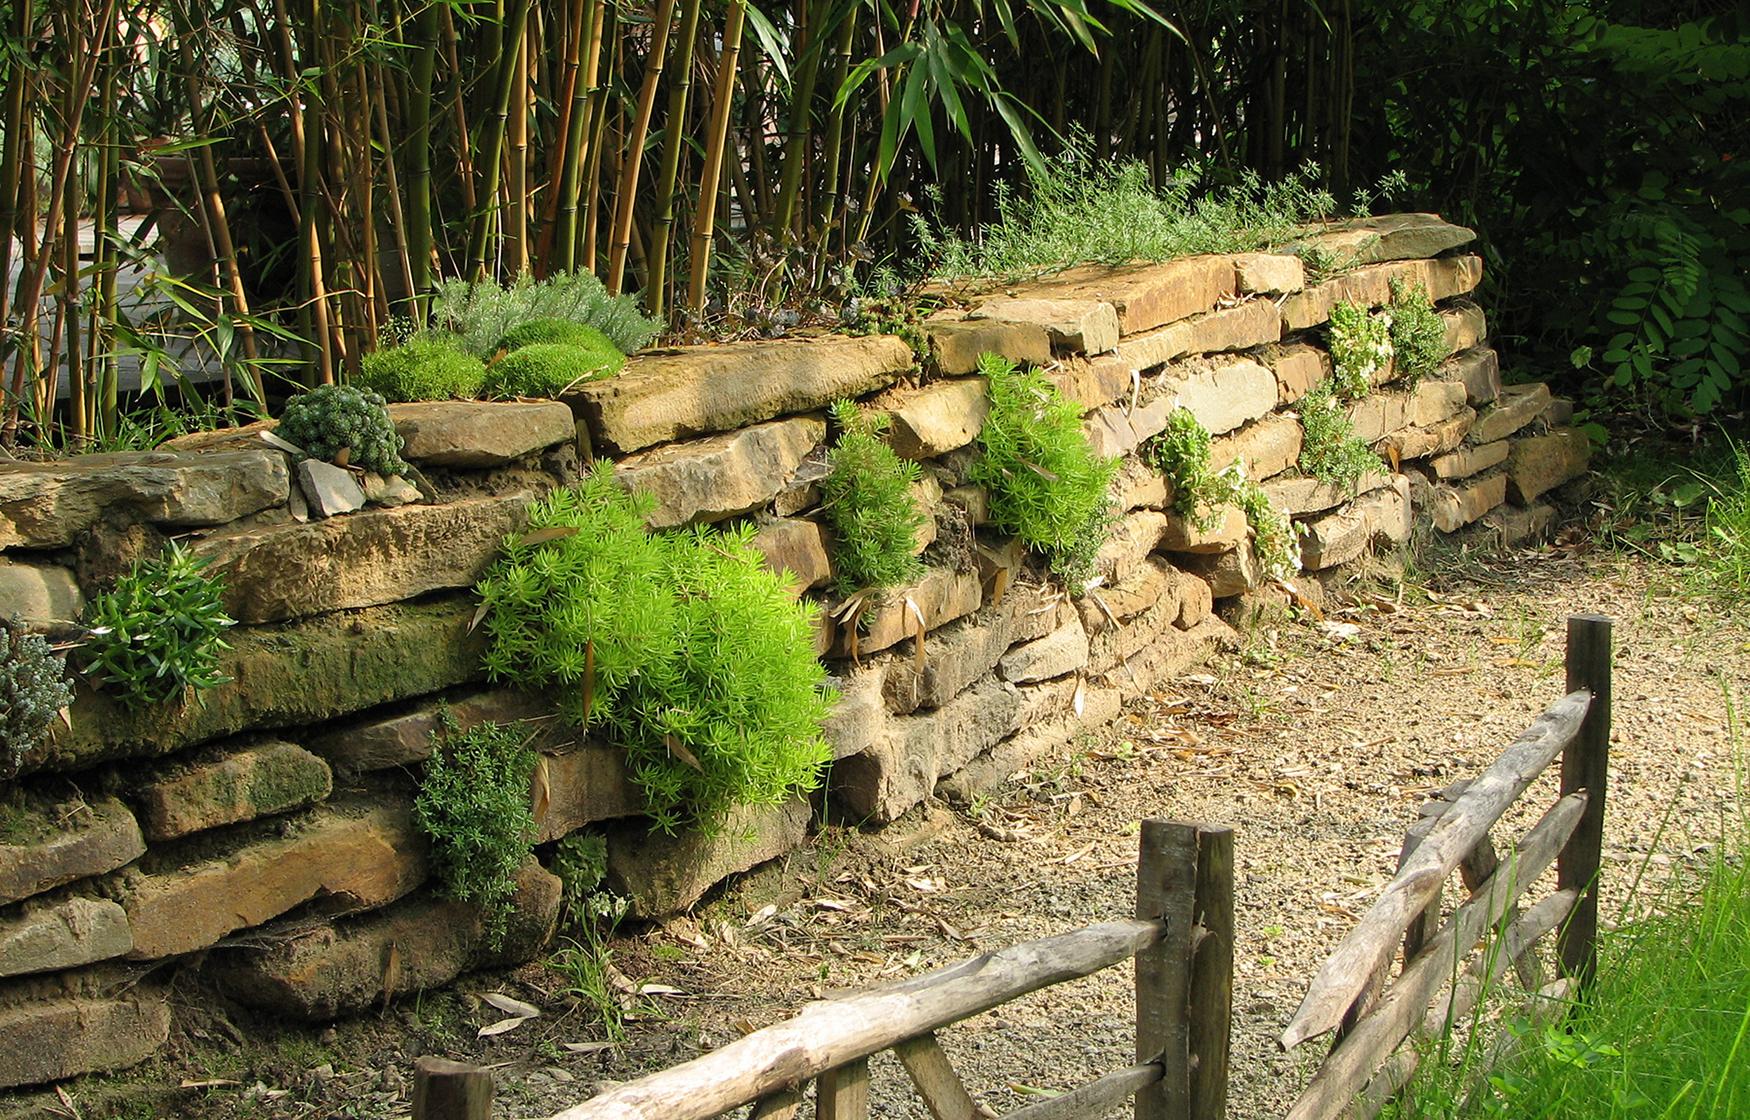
[11,546,1746,1120]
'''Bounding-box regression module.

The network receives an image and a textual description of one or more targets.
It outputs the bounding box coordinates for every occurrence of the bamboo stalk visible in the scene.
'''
[605,0,677,293]
[645,0,703,321]
[467,0,534,279]
[684,0,747,313]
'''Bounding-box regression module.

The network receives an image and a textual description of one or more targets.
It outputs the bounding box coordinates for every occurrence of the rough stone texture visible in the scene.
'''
[1046,355,1134,411]
[1543,397,1576,427]
[1093,511,1170,583]
[938,687,1125,801]
[210,860,560,1019]
[773,457,828,517]
[1292,213,1476,265]
[194,493,528,624]
[925,318,1050,375]
[1507,429,1590,504]
[1159,505,1248,554]
[305,687,551,774]
[1440,302,1488,355]
[1156,357,1279,436]
[1280,256,1484,331]
[880,378,989,459]
[389,400,576,467]
[30,597,486,775]
[569,335,912,455]
[1470,383,1553,445]
[535,743,642,842]
[1079,556,1184,632]
[1105,613,1234,695]
[297,459,367,518]
[0,798,145,907]
[750,518,832,595]
[615,416,825,529]
[882,596,1041,715]
[1441,347,1502,406]
[361,472,421,507]
[1263,472,1391,516]
[822,657,892,761]
[1425,473,1508,532]
[1428,439,1510,480]
[1184,544,1261,598]
[0,985,170,1090]
[1298,476,1412,569]
[1111,459,1172,512]
[607,799,810,916]
[1382,407,1476,461]
[116,799,427,959]
[832,676,1022,823]
[1085,578,1195,674]
[134,742,334,842]
[1346,381,1466,444]
[1267,344,1329,405]
[1000,256,1235,336]
[1113,300,1281,370]
[0,897,132,978]
[1210,414,1304,479]
[998,617,1090,684]
[944,484,990,525]
[0,560,84,624]
[1,449,289,548]
[1477,502,1556,547]
[970,298,1120,354]
[1232,253,1305,295]
[831,566,984,658]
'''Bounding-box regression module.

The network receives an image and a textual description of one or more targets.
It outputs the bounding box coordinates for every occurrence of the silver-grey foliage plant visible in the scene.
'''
[431,271,662,358]
[1,619,74,777]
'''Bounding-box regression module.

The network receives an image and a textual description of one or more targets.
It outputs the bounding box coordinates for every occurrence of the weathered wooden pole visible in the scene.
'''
[1557,613,1612,989]
[413,1057,493,1120]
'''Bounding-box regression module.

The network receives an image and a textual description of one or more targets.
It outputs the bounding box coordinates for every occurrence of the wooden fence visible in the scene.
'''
[413,614,1612,1120]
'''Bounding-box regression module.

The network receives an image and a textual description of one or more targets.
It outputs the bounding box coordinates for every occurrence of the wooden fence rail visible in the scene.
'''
[413,615,1611,1120]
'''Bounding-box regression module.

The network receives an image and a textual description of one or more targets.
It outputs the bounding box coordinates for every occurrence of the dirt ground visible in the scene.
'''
[12,544,1746,1120]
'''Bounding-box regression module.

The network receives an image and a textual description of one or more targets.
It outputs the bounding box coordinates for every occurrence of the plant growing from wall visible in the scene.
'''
[432,272,661,359]
[483,338,626,399]
[355,335,487,402]
[1388,279,1448,385]
[1,619,75,777]
[414,715,537,947]
[1328,301,1394,399]
[1233,479,1300,582]
[821,401,926,594]
[1297,383,1384,490]
[971,353,1117,589]
[78,542,234,709]
[277,384,409,477]
[1145,407,1225,531]
[552,831,610,928]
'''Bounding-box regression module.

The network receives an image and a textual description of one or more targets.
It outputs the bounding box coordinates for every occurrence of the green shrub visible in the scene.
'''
[277,384,408,476]
[552,831,609,928]
[414,715,537,946]
[821,401,927,594]
[971,353,1117,589]
[1145,407,1225,531]
[1233,479,1300,581]
[432,271,661,358]
[355,334,486,402]
[1328,301,1394,399]
[1297,382,1383,490]
[1387,279,1449,384]
[483,339,626,399]
[1,618,74,776]
[79,542,234,708]
[474,465,834,832]
[497,318,621,354]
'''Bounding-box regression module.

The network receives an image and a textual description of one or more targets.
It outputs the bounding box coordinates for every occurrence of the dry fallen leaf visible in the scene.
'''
[562,1041,616,1055]
[478,1017,530,1037]
[481,992,541,1019]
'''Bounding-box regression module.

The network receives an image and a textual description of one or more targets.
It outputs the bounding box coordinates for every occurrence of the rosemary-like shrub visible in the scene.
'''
[1387,279,1448,384]
[821,401,926,594]
[79,542,234,708]
[414,715,536,946]
[1,619,74,776]
[1327,301,1394,399]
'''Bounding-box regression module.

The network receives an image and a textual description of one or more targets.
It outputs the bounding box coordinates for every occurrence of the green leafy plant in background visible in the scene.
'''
[1388,279,1449,385]
[78,542,234,708]
[0,619,75,776]
[972,353,1117,589]
[1328,301,1394,399]
[431,272,661,358]
[277,384,409,476]
[1298,383,1384,490]
[355,335,487,402]
[1689,440,1750,600]
[821,401,927,594]
[483,338,627,399]
[414,715,537,947]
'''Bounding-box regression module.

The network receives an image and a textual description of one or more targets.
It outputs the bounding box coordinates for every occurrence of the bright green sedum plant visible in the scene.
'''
[1,618,75,776]
[483,338,626,399]
[277,384,408,476]
[474,465,834,832]
[432,271,661,358]
[972,353,1117,589]
[355,334,486,402]
[1387,279,1448,385]
[1328,301,1394,399]
[1298,383,1383,490]
[79,542,234,708]
[414,715,537,947]
[821,400,926,594]
[497,318,621,354]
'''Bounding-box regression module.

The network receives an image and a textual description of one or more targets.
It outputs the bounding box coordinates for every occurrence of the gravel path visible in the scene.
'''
[27,548,1746,1120]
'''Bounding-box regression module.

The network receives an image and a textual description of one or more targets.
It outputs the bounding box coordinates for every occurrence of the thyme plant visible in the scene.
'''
[821,400,926,594]
[1298,383,1384,490]
[79,542,234,708]
[1,619,74,776]
[1387,279,1449,384]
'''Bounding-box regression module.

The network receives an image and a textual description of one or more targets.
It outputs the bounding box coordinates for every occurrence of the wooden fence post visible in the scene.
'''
[413,1057,493,1120]
[1557,613,1612,990]
[1136,821,1234,1120]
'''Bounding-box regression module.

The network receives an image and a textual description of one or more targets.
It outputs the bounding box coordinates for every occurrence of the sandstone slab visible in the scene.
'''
[1159,505,1248,554]
[832,676,1022,823]
[0,797,144,907]
[1281,256,1484,331]
[1477,502,1556,547]
[881,595,1045,715]
[1267,343,1329,405]
[194,493,528,624]
[297,459,366,518]
[0,986,170,1089]
[0,897,132,978]
[0,561,83,625]
[1114,300,1281,370]
[1111,459,1172,513]
[616,416,825,529]
[1099,614,1233,694]
[750,517,832,595]
[306,687,551,774]
[773,456,828,517]
[608,799,810,916]
[1382,407,1476,461]
[925,318,1050,375]
[1428,439,1510,480]
[1,449,289,549]
[1184,544,1261,598]
[1232,253,1305,295]
[1092,511,1170,584]
[1262,472,1391,516]
[1426,473,1508,532]
[1002,256,1235,336]
[1078,556,1188,631]
[1440,302,1488,356]
[1047,354,1134,411]
[831,566,984,659]
[880,378,988,459]
[998,616,1090,684]
[1298,477,1411,570]
[1507,429,1590,504]
[1292,213,1476,266]
[389,400,576,467]
[937,687,1125,802]
[1210,414,1304,479]
[1470,383,1553,445]
[1156,357,1278,436]
[535,743,642,842]
[570,335,912,455]
[970,298,1120,354]
[134,741,333,841]
[1440,347,1502,406]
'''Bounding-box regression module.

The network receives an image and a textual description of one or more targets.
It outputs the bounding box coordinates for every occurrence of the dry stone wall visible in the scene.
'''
[0,213,1590,1090]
